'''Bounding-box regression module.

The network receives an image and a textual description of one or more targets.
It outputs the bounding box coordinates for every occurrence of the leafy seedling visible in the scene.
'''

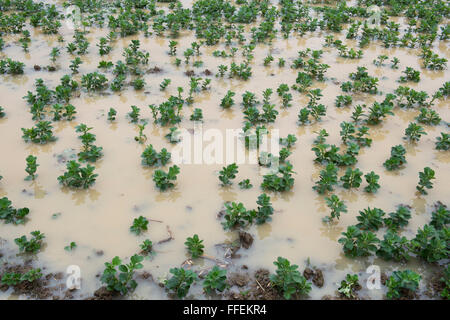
[184,234,204,259]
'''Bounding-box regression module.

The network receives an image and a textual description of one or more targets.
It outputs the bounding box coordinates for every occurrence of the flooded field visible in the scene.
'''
[0,0,448,300]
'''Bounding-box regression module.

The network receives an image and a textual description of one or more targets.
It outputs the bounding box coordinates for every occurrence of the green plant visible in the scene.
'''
[383,145,407,171]
[338,226,379,258]
[238,179,252,189]
[279,134,297,149]
[168,40,177,55]
[430,203,449,230]
[340,168,363,189]
[160,78,171,91]
[141,145,171,167]
[134,123,147,144]
[190,108,203,122]
[81,72,107,91]
[203,266,227,294]
[0,197,29,225]
[108,108,117,121]
[1,268,42,286]
[69,57,82,73]
[255,193,273,224]
[390,57,400,69]
[132,78,145,90]
[435,133,449,151]
[384,206,412,231]
[0,58,25,74]
[399,67,420,83]
[130,216,149,235]
[261,162,295,192]
[185,234,204,259]
[222,202,255,230]
[140,239,153,255]
[220,90,235,109]
[416,108,441,125]
[386,270,421,299]
[165,127,181,144]
[15,231,45,254]
[22,121,56,144]
[364,171,380,193]
[373,55,388,67]
[75,124,103,162]
[219,163,238,186]
[356,207,386,231]
[416,167,435,195]
[64,242,77,252]
[263,54,273,66]
[409,224,449,263]
[100,255,144,295]
[97,37,112,55]
[58,160,97,189]
[323,194,347,222]
[25,155,38,180]
[404,122,427,142]
[313,163,338,194]
[165,268,198,299]
[153,165,180,191]
[440,266,450,299]
[128,105,140,123]
[338,274,360,299]
[377,230,410,262]
[270,257,311,300]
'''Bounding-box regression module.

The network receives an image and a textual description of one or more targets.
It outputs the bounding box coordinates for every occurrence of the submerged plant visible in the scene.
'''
[384,206,412,231]
[1,268,42,286]
[218,163,238,186]
[58,160,97,189]
[100,255,144,295]
[386,270,421,300]
[130,216,149,235]
[165,268,198,299]
[416,167,435,195]
[340,168,363,189]
[15,231,45,254]
[364,171,380,193]
[313,163,338,194]
[377,230,410,262]
[22,121,56,144]
[153,165,180,191]
[338,226,379,258]
[203,266,227,294]
[270,257,311,300]
[323,194,347,222]
[222,202,255,230]
[184,234,204,259]
[238,179,252,189]
[383,145,407,171]
[25,155,38,180]
[404,122,427,142]
[0,197,29,225]
[435,133,449,151]
[409,224,448,263]
[255,193,274,225]
[338,274,360,299]
[356,207,386,231]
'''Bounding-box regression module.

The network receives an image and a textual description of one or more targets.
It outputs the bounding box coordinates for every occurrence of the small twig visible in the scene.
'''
[255,278,265,292]
[157,226,174,244]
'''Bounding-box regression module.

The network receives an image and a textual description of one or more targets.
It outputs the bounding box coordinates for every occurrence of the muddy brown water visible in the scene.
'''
[0,2,449,299]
